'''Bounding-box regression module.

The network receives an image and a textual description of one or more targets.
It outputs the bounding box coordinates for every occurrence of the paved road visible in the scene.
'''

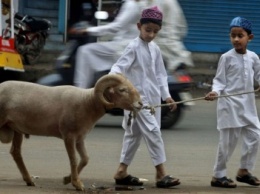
[1,90,260,193]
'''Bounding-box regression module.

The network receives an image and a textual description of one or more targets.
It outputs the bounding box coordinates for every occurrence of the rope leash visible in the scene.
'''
[127,88,260,125]
[142,88,260,115]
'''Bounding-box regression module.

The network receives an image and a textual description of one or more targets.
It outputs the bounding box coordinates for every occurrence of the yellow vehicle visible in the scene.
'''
[0,0,24,82]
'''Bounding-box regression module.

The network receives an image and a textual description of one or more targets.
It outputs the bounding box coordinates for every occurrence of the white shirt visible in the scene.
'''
[110,37,171,130]
[87,0,188,42]
[110,37,170,105]
[87,0,142,41]
[144,0,194,69]
[212,49,260,129]
[146,0,188,43]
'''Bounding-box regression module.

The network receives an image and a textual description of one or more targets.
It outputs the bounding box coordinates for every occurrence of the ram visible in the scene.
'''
[0,74,142,191]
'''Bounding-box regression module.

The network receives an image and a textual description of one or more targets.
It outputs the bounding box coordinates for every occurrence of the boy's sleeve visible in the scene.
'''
[110,47,135,75]
[155,47,171,100]
[212,55,227,95]
[253,54,260,84]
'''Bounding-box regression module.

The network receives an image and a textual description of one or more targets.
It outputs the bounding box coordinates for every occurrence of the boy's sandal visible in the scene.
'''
[156,175,180,188]
[236,173,260,186]
[211,177,237,188]
[115,174,144,186]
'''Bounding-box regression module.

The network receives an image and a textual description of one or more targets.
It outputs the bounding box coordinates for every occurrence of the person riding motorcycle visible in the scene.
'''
[73,0,193,88]
[73,0,143,88]
[147,0,194,71]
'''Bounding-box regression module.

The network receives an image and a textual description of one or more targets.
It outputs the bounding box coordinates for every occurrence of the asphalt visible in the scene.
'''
[7,38,260,194]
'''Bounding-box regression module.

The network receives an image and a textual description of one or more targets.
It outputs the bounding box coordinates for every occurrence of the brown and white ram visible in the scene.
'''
[0,74,142,191]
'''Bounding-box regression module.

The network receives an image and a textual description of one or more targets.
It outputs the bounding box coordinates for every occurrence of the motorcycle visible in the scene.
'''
[3,13,52,65]
[37,21,194,129]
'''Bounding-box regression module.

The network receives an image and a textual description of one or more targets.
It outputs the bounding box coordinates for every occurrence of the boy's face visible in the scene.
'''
[229,27,254,54]
[137,22,161,42]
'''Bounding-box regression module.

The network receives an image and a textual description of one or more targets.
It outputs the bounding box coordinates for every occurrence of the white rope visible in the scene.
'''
[142,88,260,114]
[127,88,260,125]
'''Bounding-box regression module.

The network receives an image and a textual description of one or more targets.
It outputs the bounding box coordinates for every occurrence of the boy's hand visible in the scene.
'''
[205,91,218,101]
[165,97,177,111]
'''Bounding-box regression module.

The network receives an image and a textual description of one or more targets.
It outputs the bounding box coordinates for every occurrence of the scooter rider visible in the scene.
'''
[74,0,194,89]
[146,0,194,71]
[74,0,144,88]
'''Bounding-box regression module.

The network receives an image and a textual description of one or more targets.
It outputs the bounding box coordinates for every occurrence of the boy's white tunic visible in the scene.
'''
[111,37,170,129]
[212,48,260,178]
[212,48,260,131]
[110,37,171,165]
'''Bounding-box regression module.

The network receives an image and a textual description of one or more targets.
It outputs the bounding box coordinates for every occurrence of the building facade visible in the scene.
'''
[179,0,260,54]
[18,0,260,54]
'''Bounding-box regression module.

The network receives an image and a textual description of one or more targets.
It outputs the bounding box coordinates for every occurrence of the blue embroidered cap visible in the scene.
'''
[230,16,252,33]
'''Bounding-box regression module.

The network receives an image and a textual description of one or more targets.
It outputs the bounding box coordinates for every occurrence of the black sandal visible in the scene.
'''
[211,177,237,188]
[115,175,143,186]
[236,173,260,186]
[156,175,180,188]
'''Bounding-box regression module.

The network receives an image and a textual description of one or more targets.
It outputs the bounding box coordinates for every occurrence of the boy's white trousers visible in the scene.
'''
[213,126,260,178]
[119,109,166,167]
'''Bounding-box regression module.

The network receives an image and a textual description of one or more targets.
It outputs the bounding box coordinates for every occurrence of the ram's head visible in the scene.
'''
[94,74,143,112]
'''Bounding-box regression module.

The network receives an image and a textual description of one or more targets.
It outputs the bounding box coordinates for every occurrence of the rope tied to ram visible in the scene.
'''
[127,88,260,126]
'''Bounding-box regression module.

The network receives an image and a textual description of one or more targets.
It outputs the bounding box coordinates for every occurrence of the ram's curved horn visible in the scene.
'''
[94,74,125,109]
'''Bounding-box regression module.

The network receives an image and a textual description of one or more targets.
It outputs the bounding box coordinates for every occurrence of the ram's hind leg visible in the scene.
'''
[63,139,89,185]
[10,131,35,186]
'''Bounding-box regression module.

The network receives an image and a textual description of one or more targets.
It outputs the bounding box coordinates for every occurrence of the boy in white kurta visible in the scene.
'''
[205,17,260,188]
[110,6,180,188]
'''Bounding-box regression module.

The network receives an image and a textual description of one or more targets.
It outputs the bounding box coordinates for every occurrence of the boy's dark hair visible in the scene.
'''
[244,29,252,35]
[140,18,162,27]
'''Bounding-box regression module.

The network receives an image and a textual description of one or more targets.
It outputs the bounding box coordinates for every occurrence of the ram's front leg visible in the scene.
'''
[64,136,85,191]
[10,131,35,186]
[63,139,89,185]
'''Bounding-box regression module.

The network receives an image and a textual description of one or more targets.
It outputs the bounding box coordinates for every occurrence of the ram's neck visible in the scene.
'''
[82,89,107,120]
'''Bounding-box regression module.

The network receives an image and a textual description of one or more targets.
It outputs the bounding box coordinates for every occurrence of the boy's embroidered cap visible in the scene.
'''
[141,6,163,21]
[230,16,252,32]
